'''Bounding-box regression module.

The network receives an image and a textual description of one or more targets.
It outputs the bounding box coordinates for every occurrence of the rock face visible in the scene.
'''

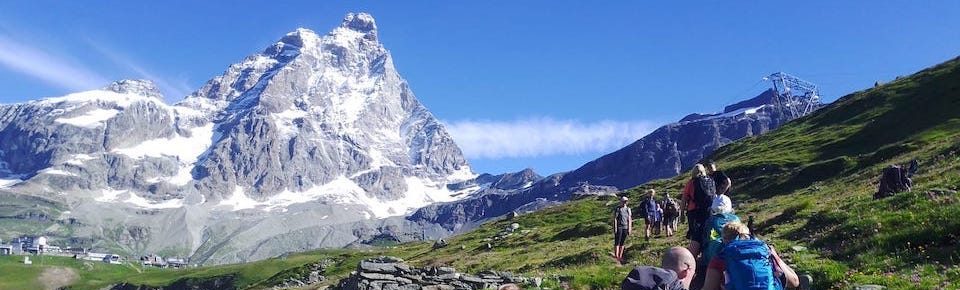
[0,13,475,264]
[334,257,529,290]
[410,89,821,230]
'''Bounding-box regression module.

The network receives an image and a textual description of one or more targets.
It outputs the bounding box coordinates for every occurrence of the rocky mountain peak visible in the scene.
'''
[330,12,378,42]
[104,79,164,99]
[341,12,378,34]
[276,28,321,49]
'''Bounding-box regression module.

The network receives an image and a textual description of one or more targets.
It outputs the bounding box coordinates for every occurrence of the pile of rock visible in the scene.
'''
[269,260,330,289]
[334,257,530,290]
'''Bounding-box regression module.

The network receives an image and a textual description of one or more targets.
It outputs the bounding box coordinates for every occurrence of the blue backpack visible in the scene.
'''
[701,212,740,263]
[720,239,783,290]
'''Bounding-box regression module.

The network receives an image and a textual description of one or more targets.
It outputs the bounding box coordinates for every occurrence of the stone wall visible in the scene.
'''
[334,257,530,290]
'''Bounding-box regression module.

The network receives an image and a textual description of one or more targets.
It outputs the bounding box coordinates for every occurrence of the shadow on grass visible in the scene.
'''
[551,222,610,242]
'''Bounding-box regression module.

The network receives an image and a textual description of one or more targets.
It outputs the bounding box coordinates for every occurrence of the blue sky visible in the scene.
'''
[1,1,958,175]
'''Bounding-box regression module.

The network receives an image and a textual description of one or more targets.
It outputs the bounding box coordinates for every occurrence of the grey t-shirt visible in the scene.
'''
[615,206,632,230]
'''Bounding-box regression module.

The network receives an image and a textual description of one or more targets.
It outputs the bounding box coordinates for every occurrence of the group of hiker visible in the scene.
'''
[636,188,682,239]
[614,161,802,290]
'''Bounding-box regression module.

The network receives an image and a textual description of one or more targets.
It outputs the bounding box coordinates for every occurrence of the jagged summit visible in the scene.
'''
[105,79,164,99]
[274,27,321,50]
[340,12,377,33]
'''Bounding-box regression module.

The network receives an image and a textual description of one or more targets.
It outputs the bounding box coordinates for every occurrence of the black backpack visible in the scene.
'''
[663,198,680,217]
[876,165,911,199]
[694,175,716,212]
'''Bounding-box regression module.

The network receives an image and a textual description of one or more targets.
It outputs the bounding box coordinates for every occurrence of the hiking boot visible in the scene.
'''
[799,274,813,290]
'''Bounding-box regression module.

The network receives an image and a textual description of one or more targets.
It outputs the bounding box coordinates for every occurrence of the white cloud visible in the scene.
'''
[445,118,658,159]
[83,39,193,99]
[0,35,109,91]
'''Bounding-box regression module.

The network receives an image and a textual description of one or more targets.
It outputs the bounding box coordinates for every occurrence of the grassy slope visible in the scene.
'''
[704,56,960,289]
[1,57,958,289]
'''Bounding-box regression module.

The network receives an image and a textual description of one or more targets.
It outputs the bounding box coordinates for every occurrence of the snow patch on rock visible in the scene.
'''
[0,178,21,188]
[54,109,119,128]
[124,193,184,209]
[271,108,309,138]
[39,89,167,108]
[96,189,126,202]
[39,168,77,176]
[218,186,260,211]
[64,154,97,166]
[112,123,216,186]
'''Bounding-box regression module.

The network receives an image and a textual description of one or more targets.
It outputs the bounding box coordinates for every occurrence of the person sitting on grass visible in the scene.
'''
[621,247,697,290]
[702,222,800,290]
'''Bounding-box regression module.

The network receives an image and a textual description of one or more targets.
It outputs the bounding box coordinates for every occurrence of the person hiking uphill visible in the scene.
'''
[613,196,633,265]
[641,189,662,240]
[662,190,681,237]
[682,164,716,257]
[708,160,732,195]
[621,247,697,290]
[701,193,740,267]
[702,222,800,290]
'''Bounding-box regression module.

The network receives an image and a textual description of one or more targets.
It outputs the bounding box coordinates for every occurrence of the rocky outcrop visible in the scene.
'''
[263,260,332,289]
[334,257,529,290]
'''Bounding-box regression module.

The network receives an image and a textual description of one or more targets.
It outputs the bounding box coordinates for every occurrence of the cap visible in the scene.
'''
[710,194,733,215]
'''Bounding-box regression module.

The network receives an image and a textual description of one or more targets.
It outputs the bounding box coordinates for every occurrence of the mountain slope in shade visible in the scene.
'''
[410,88,820,230]
[0,13,474,265]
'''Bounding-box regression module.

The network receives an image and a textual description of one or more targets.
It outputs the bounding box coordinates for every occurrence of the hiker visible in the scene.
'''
[681,164,716,257]
[498,284,521,290]
[702,222,800,290]
[700,193,740,266]
[662,191,681,237]
[707,160,732,195]
[641,189,662,239]
[875,164,913,199]
[613,196,633,264]
[621,247,697,290]
[907,159,919,178]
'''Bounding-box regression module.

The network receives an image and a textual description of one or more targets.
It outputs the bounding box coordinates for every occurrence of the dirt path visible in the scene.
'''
[38,267,78,290]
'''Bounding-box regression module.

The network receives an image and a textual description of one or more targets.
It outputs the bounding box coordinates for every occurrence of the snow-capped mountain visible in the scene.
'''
[0,13,475,264]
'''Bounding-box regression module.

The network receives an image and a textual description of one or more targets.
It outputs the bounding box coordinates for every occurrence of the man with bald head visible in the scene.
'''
[621,247,696,290]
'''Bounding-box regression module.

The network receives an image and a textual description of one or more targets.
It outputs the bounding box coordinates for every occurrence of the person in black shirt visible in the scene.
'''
[707,160,731,195]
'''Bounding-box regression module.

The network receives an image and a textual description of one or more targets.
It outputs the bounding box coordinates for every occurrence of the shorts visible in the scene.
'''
[645,215,661,225]
[614,229,628,246]
[685,211,706,241]
[663,215,678,226]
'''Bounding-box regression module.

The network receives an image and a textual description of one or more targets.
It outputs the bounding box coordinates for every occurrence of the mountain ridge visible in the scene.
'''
[409,86,820,230]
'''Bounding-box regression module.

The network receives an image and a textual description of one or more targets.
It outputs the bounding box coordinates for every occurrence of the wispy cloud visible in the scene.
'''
[83,38,193,100]
[444,118,659,159]
[0,34,109,91]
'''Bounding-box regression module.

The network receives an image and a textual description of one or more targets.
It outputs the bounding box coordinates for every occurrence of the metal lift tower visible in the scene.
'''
[763,72,822,119]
